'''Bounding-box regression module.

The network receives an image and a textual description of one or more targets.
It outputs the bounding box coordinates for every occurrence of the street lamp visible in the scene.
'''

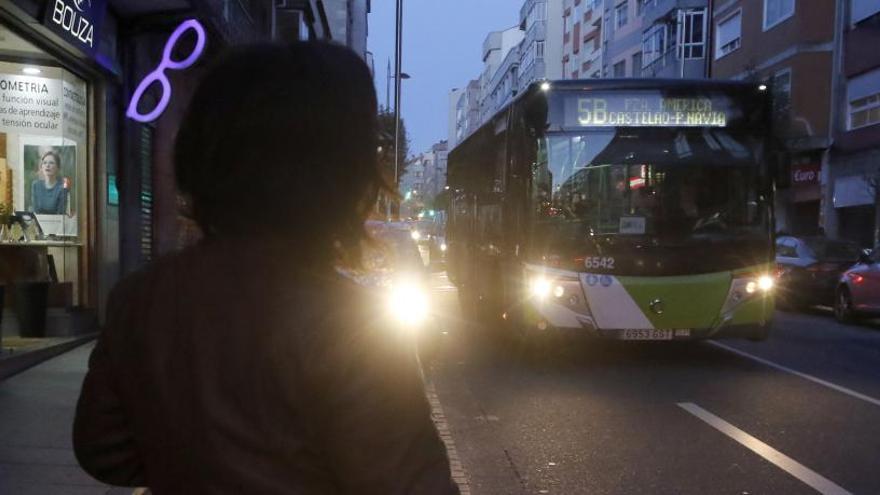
[385,62,411,110]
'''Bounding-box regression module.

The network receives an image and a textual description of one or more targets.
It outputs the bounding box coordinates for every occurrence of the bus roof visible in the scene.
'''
[450,78,768,155]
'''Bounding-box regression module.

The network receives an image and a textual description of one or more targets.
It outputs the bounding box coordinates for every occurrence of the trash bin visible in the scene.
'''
[14,282,48,338]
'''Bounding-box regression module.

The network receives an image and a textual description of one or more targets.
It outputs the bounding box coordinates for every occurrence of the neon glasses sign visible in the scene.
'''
[126,19,207,123]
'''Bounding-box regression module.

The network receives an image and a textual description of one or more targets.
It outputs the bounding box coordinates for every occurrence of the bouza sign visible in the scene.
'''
[42,0,107,55]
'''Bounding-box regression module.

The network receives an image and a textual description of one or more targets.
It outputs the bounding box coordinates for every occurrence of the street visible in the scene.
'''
[423,271,880,495]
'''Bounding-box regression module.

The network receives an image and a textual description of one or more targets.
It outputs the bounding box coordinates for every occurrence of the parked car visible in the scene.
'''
[775,236,862,309]
[835,248,880,322]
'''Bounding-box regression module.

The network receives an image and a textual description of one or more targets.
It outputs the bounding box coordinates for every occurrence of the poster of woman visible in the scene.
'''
[23,144,75,215]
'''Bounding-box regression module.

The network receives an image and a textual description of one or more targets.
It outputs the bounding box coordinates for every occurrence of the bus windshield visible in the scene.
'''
[532,128,770,273]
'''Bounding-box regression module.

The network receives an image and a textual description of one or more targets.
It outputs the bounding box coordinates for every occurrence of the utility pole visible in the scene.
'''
[386,58,391,111]
[394,0,403,191]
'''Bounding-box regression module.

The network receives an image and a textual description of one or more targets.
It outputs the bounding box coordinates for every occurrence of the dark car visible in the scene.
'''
[775,236,862,309]
[835,248,880,322]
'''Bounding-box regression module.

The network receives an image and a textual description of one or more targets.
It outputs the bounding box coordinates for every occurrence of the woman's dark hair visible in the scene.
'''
[175,42,386,266]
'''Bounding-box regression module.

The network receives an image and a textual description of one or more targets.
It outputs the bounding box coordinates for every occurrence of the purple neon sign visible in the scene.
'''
[126,19,207,123]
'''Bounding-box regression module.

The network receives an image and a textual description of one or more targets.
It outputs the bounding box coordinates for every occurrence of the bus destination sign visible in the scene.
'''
[564,93,730,128]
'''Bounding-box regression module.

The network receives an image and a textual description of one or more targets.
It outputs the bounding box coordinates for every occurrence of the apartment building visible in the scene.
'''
[480,27,525,123]
[449,80,482,148]
[830,1,880,246]
[602,0,645,78]
[562,0,604,78]
[711,0,836,237]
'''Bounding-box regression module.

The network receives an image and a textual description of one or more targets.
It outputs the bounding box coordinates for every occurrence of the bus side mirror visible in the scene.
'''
[772,152,791,189]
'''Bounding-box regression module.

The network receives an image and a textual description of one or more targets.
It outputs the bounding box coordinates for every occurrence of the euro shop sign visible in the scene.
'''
[43,0,107,55]
[564,93,730,128]
[126,19,207,123]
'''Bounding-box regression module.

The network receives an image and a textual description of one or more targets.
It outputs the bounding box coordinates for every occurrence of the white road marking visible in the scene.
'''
[426,381,471,495]
[708,341,880,408]
[678,402,852,495]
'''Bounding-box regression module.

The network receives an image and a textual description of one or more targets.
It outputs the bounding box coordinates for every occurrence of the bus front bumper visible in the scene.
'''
[523,299,772,341]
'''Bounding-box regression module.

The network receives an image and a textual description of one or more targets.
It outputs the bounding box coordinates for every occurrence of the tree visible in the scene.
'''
[377,109,411,187]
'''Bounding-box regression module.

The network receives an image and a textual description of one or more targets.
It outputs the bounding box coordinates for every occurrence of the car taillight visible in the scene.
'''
[847,273,865,284]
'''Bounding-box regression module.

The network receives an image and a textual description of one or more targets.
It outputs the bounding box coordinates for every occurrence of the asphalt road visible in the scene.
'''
[423,271,880,495]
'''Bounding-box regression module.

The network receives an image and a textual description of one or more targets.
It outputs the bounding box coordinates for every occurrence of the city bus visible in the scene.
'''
[447,79,778,341]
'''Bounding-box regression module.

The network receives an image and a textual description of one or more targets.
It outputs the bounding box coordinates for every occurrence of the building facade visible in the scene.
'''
[711,0,836,238]
[479,26,523,123]
[829,1,880,247]
[561,0,603,79]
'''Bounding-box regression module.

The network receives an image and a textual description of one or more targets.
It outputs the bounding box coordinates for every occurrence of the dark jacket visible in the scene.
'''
[73,239,460,494]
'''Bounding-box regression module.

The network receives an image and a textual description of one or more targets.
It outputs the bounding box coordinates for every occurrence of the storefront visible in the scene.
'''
[0,0,120,348]
[788,157,822,236]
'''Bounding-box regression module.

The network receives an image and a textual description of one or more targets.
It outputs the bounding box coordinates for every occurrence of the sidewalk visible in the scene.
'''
[0,342,131,495]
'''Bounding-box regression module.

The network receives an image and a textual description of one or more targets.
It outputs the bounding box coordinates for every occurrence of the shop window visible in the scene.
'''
[0,25,90,312]
[715,10,742,59]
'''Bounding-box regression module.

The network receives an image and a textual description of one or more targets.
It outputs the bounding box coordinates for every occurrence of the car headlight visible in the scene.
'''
[440,242,447,252]
[410,230,421,241]
[388,279,429,326]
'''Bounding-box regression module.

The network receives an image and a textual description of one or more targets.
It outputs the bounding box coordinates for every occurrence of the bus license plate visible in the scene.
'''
[621,329,674,340]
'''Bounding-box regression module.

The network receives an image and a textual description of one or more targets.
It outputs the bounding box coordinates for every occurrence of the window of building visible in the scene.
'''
[642,24,667,67]
[613,60,626,77]
[715,10,742,59]
[852,0,880,25]
[573,23,581,54]
[536,41,545,59]
[616,1,629,29]
[678,8,707,59]
[771,69,792,129]
[632,52,642,77]
[763,0,795,31]
[848,67,880,130]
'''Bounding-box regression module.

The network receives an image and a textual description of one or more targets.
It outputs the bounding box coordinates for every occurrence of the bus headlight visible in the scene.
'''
[388,280,429,326]
[723,273,774,314]
[758,275,774,291]
[529,277,553,300]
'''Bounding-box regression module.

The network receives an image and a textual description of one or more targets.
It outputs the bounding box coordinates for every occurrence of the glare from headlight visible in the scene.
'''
[389,281,429,326]
[530,277,552,300]
[746,281,758,294]
[410,230,421,241]
[758,275,774,291]
[553,285,565,298]
[440,243,447,252]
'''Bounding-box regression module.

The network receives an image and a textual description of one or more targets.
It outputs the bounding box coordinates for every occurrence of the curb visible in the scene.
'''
[0,334,97,381]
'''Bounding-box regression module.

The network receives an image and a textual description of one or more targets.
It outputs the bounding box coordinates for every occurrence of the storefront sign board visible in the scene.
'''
[42,0,108,56]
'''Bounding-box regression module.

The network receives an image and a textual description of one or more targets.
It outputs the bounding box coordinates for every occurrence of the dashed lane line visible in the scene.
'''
[426,381,471,495]
[707,341,880,408]
[678,402,852,495]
